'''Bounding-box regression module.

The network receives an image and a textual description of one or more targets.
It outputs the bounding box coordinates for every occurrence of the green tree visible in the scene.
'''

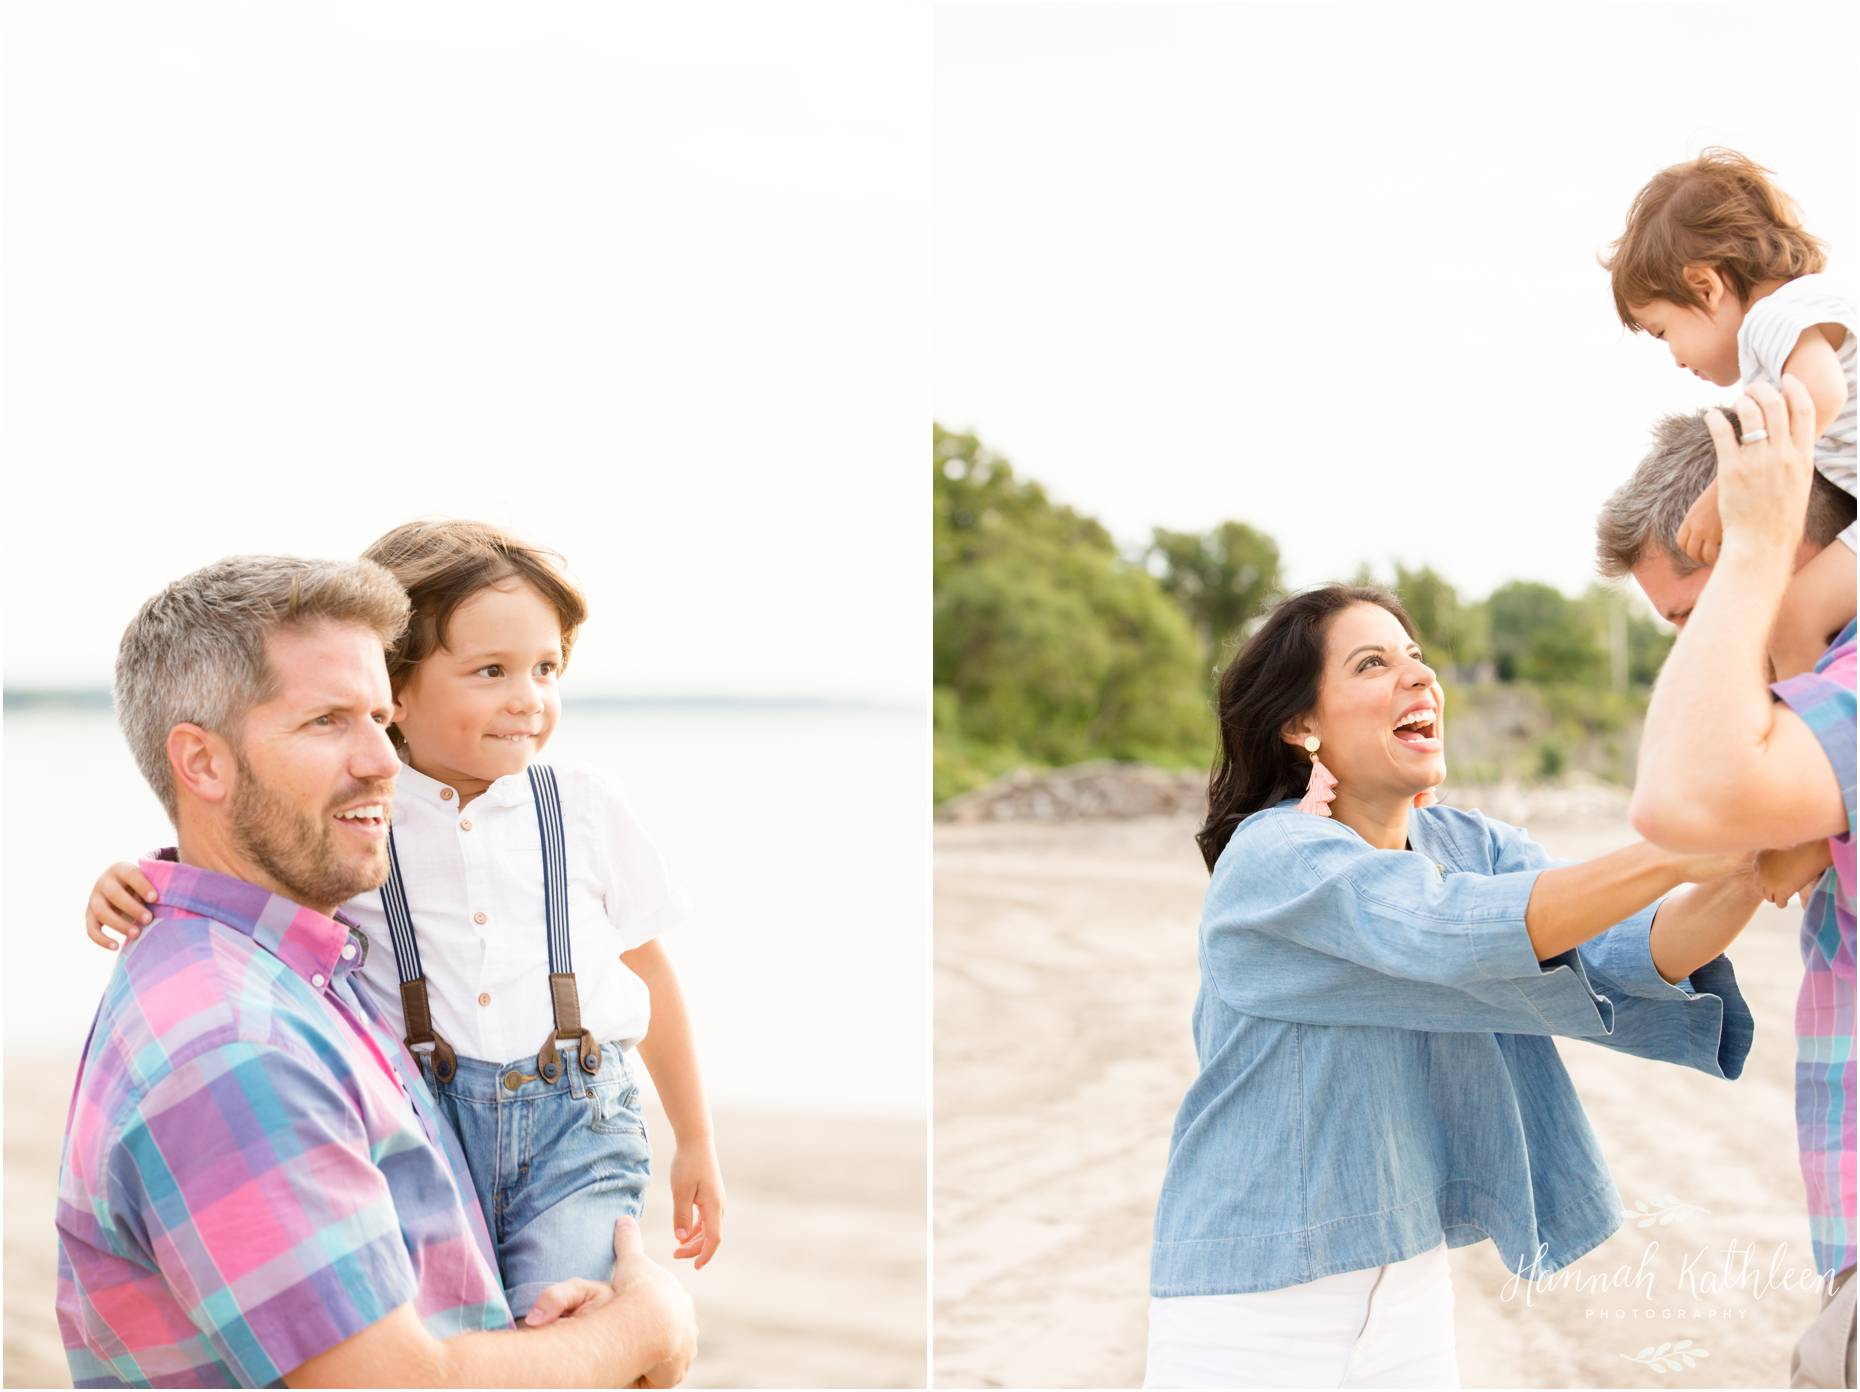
[933,425,1209,798]
[1145,521,1283,657]
[1391,564,1490,671]
[1487,580,1607,686]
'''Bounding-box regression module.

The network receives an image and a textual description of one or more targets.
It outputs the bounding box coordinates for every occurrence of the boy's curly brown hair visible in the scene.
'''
[1602,148,1825,330]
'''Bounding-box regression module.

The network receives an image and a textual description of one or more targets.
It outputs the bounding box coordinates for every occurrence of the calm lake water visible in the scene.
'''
[3,701,928,1119]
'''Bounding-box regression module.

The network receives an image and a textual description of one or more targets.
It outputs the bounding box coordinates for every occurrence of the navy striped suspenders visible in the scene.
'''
[530,764,601,1081]
[377,765,600,1085]
[381,829,459,1082]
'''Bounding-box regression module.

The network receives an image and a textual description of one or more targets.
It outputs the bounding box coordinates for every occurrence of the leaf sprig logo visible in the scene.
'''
[1620,1338,1711,1373]
[1630,1194,1712,1230]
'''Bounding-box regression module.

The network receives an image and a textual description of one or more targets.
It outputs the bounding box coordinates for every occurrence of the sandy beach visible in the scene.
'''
[934,793,1826,1389]
[4,1064,925,1389]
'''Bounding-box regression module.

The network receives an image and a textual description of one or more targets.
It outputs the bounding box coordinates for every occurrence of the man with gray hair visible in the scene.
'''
[1597,385,1855,1389]
[1596,409,1854,637]
[55,556,696,1389]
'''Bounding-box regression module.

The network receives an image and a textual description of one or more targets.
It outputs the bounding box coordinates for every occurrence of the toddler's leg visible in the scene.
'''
[1772,540,1856,679]
[496,1051,653,1318]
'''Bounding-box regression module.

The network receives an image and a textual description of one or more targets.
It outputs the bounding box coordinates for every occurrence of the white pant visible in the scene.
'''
[1144,1241,1460,1389]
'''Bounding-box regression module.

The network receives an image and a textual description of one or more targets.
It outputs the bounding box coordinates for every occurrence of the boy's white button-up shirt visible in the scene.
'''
[341,758,682,1064]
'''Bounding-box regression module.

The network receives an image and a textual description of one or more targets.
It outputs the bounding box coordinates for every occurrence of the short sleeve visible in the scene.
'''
[1738,275,1859,386]
[585,768,686,951]
[1772,635,1858,843]
[111,1040,417,1385]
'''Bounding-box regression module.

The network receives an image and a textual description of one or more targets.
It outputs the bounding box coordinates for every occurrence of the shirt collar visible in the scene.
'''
[394,753,537,810]
[140,856,368,991]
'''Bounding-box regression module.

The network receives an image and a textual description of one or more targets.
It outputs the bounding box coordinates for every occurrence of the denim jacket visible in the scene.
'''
[1150,800,1753,1297]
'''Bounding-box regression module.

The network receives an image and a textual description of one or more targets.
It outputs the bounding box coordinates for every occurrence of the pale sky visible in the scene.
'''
[4,1,928,702]
[935,2,1858,608]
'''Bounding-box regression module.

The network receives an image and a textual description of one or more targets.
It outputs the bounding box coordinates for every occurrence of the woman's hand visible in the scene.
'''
[86,862,157,949]
[1755,839,1834,907]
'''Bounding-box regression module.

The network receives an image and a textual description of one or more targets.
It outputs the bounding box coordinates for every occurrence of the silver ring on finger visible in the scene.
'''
[1741,428,1769,444]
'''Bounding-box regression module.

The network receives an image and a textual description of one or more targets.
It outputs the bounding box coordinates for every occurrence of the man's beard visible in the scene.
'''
[230,751,390,912]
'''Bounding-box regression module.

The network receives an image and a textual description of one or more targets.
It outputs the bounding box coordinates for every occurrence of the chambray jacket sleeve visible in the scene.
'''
[1204,810,1617,1036]
[1482,817,1753,1079]
[110,1039,418,1385]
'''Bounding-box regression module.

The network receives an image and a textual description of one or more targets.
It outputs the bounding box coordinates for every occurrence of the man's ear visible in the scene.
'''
[167,723,235,806]
[1683,264,1727,311]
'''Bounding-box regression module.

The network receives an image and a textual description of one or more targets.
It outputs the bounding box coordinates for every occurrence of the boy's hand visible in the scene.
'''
[1675,478,1724,566]
[669,1141,726,1270]
[1756,840,1834,908]
[86,862,158,950]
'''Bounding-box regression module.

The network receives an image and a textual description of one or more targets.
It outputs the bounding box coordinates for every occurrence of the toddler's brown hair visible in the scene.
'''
[1603,148,1825,330]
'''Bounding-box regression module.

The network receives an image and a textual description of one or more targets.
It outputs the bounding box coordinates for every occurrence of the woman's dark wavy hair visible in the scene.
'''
[1196,585,1418,872]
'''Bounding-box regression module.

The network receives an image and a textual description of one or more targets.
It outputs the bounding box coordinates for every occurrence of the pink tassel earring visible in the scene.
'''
[1296,735,1337,816]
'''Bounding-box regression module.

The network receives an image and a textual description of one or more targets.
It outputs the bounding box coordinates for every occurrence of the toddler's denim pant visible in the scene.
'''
[427,1040,651,1316]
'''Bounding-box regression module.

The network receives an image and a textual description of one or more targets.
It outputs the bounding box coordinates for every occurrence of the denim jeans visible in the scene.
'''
[426,1041,651,1316]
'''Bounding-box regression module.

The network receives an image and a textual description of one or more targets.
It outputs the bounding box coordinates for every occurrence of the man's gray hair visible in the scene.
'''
[1596,411,1855,579]
[115,556,410,821]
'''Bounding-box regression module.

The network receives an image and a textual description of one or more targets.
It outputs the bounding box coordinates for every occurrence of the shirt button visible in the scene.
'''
[460,819,473,831]
[440,787,454,801]
[474,911,488,925]
[478,992,491,1007]
[311,973,327,989]
[340,943,358,960]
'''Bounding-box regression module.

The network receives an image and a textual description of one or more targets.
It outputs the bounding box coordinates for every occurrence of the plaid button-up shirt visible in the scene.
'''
[1773,619,1857,1281]
[55,859,511,1388]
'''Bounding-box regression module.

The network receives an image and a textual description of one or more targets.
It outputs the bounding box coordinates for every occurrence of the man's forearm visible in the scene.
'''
[435,1290,676,1388]
[1648,873,1765,984]
[1635,538,1794,830]
[1524,843,1683,962]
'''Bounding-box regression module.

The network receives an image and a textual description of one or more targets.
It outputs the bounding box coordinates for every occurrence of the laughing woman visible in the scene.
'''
[1145,585,1762,1390]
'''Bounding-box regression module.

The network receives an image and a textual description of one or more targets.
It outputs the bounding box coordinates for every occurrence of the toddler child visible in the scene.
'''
[1603,147,1854,681]
[1605,150,1854,910]
[85,520,724,1318]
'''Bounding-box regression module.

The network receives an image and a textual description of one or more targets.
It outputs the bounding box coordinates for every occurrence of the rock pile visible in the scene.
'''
[937,763,1634,826]
[937,761,1204,823]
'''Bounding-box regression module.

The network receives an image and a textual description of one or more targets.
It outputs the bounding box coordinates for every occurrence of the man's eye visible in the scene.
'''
[311,714,335,728]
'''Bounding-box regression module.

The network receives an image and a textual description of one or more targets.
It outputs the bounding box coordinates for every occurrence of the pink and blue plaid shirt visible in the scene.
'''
[1773,619,1857,1281]
[55,859,511,1387]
